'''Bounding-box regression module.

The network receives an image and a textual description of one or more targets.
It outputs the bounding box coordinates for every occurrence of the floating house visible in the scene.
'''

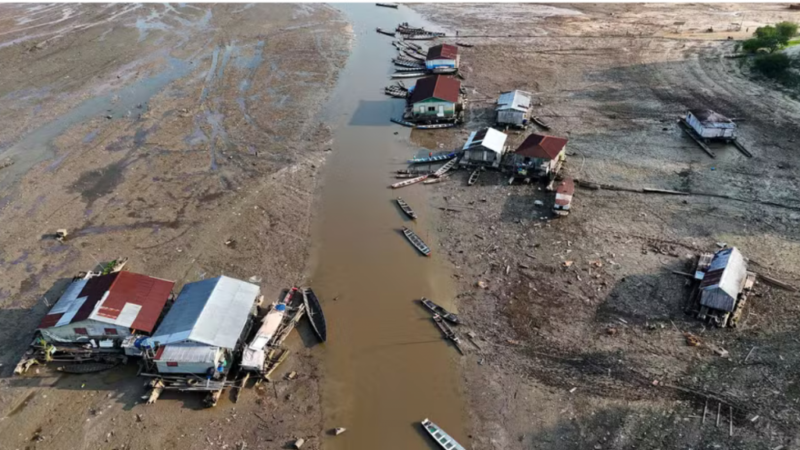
[148,276,260,375]
[425,44,459,73]
[460,127,507,168]
[698,247,749,314]
[496,90,533,128]
[506,133,568,179]
[408,75,461,123]
[685,109,737,141]
[38,271,174,344]
[552,177,575,216]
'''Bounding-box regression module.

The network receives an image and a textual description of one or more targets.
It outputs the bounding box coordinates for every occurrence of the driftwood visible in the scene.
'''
[574,178,800,212]
[756,273,798,292]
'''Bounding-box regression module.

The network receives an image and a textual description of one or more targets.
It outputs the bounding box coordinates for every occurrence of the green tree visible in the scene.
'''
[776,21,798,41]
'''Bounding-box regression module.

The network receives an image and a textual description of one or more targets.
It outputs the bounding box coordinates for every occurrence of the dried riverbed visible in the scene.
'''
[0,4,349,449]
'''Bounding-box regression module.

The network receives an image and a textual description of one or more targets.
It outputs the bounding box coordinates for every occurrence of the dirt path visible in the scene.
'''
[408,4,800,449]
[0,4,350,449]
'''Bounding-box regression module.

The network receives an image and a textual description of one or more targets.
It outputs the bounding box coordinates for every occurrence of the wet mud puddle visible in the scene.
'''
[309,4,468,450]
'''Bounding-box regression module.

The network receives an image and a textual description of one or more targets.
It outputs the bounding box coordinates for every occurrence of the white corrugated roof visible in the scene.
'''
[463,127,507,154]
[496,90,532,112]
[157,344,220,363]
[150,276,259,349]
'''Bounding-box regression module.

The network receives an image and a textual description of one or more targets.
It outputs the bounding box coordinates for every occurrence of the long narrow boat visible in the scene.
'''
[396,197,417,219]
[394,173,420,179]
[532,116,551,130]
[455,42,474,48]
[375,3,398,8]
[403,49,425,61]
[402,226,431,256]
[391,72,427,79]
[421,419,467,450]
[394,67,428,73]
[376,27,395,37]
[393,59,425,69]
[384,88,408,98]
[431,67,458,74]
[407,152,457,164]
[302,288,327,342]
[419,298,459,324]
[390,175,428,189]
[416,122,457,130]
[432,314,464,354]
[405,35,436,41]
[468,168,481,186]
[422,175,448,185]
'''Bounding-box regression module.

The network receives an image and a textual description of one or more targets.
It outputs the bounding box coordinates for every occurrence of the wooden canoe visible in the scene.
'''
[532,116,551,130]
[392,72,427,79]
[376,3,398,8]
[456,42,474,48]
[432,314,464,354]
[396,197,417,219]
[376,28,395,37]
[419,298,459,324]
[302,288,327,342]
[402,226,431,256]
[391,175,428,188]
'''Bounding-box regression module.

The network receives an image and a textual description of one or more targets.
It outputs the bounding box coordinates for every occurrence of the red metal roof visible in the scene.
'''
[514,133,568,160]
[409,75,461,104]
[98,272,175,333]
[38,272,174,333]
[39,312,63,329]
[426,44,458,61]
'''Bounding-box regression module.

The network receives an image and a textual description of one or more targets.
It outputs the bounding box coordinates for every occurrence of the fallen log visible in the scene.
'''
[756,273,798,292]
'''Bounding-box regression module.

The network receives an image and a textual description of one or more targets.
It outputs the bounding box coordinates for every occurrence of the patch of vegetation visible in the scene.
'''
[742,22,798,53]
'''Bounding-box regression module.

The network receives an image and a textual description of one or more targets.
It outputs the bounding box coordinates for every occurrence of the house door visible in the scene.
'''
[437,105,444,117]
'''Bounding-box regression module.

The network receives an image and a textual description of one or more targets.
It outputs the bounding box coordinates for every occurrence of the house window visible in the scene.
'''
[166,362,178,367]
[104,328,118,335]
[74,327,88,335]
[428,106,436,112]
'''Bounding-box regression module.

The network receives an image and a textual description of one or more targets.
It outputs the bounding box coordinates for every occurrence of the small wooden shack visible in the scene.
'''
[686,109,737,141]
[552,177,574,216]
[496,90,533,128]
[506,133,568,179]
[460,127,507,168]
[425,44,459,73]
[408,75,461,123]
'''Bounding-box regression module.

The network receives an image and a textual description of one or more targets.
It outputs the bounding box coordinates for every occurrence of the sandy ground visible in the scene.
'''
[407,3,800,450]
[0,4,350,450]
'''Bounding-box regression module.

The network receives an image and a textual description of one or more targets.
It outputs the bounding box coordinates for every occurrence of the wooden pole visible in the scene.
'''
[702,398,708,424]
[729,406,733,437]
[716,402,721,427]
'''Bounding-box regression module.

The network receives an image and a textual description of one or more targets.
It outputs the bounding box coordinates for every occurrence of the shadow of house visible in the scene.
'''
[0,278,74,378]
[595,271,692,326]
[500,188,551,222]
[349,99,405,126]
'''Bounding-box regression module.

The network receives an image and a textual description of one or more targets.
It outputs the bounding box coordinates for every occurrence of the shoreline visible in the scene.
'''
[409,3,800,449]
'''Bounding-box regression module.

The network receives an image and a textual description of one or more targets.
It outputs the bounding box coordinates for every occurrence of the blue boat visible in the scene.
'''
[407,152,457,164]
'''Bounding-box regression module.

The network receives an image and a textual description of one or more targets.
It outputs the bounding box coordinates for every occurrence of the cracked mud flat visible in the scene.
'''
[407,3,800,450]
[0,4,349,450]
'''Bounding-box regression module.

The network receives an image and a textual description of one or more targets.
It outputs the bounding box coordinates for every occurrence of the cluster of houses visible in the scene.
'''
[16,267,310,405]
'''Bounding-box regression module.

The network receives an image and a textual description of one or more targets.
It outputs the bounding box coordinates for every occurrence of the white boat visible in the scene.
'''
[421,419,466,450]
[249,303,287,350]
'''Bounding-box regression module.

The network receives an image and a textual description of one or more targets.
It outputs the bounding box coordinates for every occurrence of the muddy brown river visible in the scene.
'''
[309,4,468,449]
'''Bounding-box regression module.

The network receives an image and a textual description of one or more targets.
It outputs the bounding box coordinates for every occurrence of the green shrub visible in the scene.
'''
[753,53,791,77]
[776,21,798,40]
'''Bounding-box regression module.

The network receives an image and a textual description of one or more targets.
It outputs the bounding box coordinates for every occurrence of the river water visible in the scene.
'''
[308,4,468,449]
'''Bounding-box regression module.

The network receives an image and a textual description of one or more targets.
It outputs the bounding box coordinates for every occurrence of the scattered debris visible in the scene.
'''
[293,438,305,449]
[334,427,347,436]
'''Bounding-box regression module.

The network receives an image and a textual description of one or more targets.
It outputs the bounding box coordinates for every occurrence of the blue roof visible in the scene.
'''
[150,276,259,349]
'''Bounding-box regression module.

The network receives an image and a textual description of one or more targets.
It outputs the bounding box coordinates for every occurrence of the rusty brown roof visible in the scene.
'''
[409,75,461,104]
[426,44,458,61]
[514,133,568,160]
